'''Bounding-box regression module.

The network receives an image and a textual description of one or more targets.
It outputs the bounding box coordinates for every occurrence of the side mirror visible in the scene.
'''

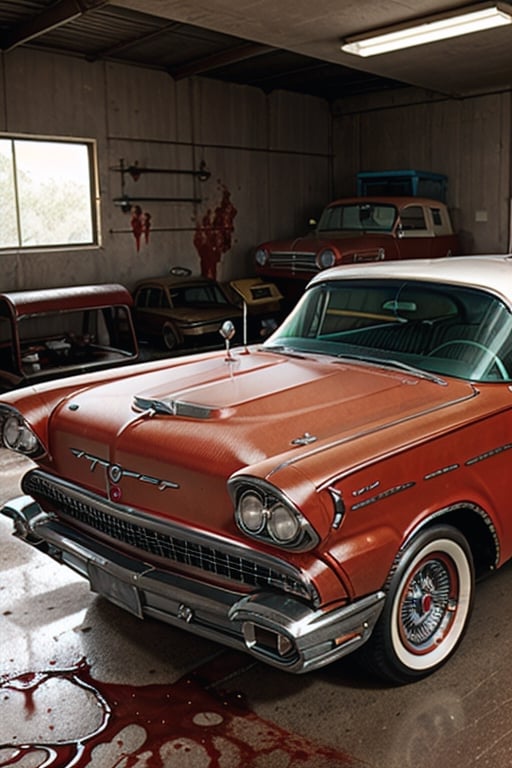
[397,223,404,239]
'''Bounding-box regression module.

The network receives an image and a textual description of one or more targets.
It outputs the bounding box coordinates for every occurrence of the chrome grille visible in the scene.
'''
[23,471,313,601]
[268,252,318,272]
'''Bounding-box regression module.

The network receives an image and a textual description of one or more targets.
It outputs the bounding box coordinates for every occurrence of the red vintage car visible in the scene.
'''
[1,255,511,683]
[255,196,459,302]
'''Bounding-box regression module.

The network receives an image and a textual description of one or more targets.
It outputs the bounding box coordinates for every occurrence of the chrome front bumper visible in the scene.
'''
[2,495,385,674]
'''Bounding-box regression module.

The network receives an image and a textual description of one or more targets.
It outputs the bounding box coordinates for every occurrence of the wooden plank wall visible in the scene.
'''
[0,48,331,291]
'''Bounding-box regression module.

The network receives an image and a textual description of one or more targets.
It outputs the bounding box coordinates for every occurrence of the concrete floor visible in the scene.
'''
[1,449,512,768]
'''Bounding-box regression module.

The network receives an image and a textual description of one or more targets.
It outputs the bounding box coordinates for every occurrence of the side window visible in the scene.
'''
[431,208,443,226]
[400,206,427,231]
[135,288,149,308]
[147,288,164,308]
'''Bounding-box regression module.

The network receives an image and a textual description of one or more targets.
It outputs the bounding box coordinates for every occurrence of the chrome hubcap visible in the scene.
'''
[400,557,455,651]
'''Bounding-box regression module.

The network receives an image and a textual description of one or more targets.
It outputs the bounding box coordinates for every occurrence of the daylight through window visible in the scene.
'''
[0,136,97,249]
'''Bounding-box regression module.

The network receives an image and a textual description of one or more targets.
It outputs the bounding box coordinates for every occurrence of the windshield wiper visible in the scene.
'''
[264,345,307,359]
[337,353,447,386]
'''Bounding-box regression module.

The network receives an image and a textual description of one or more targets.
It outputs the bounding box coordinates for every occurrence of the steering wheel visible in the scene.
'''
[428,339,509,380]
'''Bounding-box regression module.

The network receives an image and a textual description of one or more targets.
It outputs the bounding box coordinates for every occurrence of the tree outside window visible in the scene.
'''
[0,136,98,249]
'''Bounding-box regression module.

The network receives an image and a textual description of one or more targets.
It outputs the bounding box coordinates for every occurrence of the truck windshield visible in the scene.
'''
[317,203,397,233]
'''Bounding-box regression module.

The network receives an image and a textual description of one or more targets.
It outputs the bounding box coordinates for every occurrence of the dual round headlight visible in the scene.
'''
[2,414,40,454]
[238,490,301,544]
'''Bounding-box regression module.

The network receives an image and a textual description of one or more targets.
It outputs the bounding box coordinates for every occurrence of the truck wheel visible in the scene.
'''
[360,525,474,684]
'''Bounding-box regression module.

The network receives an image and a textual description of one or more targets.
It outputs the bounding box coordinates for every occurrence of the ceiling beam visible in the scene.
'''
[88,21,183,60]
[170,41,274,80]
[1,0,109,52]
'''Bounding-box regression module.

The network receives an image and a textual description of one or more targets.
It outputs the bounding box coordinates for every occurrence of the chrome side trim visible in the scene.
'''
[268,386,479,482]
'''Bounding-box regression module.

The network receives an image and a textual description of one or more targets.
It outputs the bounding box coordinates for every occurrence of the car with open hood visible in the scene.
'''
[0,283,139,392]
[2,255,511,683]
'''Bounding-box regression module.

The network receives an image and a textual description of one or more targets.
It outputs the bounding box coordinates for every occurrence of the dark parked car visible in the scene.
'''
[0,284,139,391]
[5,255,512,683]
[132,273,243,351]
[133,272,284,350]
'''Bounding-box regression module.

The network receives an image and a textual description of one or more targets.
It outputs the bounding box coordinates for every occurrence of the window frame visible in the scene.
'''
[0,132,100,252]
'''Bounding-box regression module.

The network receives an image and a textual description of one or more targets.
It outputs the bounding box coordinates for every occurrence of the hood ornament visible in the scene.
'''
[220,320,236,362]
[291,432,317,446]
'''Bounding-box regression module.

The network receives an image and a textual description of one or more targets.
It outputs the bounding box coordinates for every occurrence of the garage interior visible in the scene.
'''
[2,2,512,766]
[1,0,511,292]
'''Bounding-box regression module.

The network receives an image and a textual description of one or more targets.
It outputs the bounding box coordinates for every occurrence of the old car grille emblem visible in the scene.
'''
[70,449,180,490]
[109,464,123,484]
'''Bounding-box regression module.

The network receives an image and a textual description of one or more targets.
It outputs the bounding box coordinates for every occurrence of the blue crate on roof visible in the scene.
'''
[357,170,448,202]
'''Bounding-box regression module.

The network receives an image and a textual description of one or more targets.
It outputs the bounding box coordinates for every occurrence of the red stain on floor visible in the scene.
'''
[0,653,357,767]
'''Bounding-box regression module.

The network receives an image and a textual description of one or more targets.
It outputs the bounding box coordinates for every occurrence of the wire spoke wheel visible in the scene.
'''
[359,526,474,684]
[398,552,458,655]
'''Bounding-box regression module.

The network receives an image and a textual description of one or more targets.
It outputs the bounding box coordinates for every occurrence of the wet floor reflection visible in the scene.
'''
[0,655,357,767]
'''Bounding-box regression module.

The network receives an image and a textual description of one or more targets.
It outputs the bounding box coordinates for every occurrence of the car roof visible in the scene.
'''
[324,196,447,208]
[308,254,512,298]
[0,284,133,317]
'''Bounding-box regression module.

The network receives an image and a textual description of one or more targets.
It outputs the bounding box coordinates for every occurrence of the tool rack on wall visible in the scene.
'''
[111,158,211,212]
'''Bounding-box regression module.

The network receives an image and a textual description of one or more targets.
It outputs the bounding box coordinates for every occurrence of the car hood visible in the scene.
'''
[37,348,476,536]
[138,305,242,324]
[265,232,392,254]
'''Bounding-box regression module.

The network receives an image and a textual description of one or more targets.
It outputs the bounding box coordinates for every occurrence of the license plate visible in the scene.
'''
[88,561,143,618]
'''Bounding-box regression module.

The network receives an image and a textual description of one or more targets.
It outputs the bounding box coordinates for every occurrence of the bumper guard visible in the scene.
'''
[2,495,385,673]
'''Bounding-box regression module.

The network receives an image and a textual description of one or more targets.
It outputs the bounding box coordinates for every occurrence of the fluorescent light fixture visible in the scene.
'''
[341,2,512,57]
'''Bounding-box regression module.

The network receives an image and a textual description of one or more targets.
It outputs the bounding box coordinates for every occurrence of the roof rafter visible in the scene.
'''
[1,0,109,52]
[170,41,274,80]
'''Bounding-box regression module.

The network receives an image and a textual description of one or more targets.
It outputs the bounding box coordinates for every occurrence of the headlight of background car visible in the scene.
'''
[255,248,269,266]
[230,478,319,551]
[316,248,337,269]
[0,407,43,456]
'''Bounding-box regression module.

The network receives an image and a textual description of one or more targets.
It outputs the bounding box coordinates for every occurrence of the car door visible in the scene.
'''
[395,203,434,260]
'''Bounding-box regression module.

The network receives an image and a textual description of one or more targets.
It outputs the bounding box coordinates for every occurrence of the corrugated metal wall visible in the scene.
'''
[0,48,331,291]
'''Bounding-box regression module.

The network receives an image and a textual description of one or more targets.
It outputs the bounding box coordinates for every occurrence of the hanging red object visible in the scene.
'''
[130,205,151,251]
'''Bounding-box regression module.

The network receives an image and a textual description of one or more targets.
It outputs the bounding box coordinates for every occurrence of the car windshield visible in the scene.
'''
[264,278,512,383]
[317,203,397,233]
[170,284,229,307]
